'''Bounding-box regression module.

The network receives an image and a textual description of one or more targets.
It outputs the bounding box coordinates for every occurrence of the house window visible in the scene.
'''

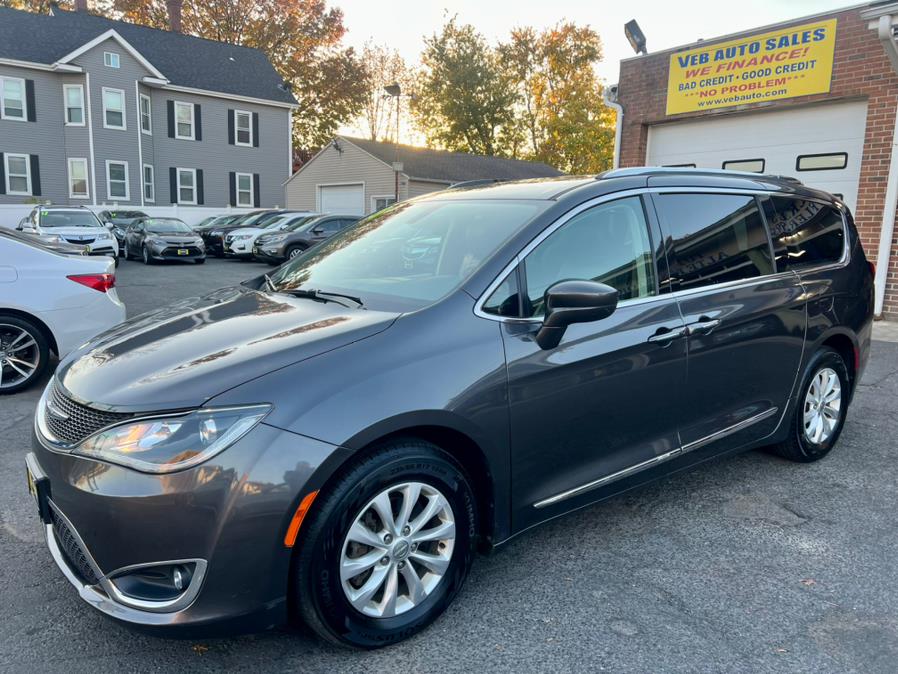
[177,168,197,204]
[174,101,194,139]
[372,196,397,212]
[102,87,126,129]
[106,160,129,200]
[722,158,765,173]
[4,153,31,195]
[235,110,252,146]
[64,84,85,125]
[1,76,26,121]
[235,172,254,207]
[104,52,120,68]
[796,153,848,171]
[68,158,89,199]
[139,94,152,134]
[143,164,155,202]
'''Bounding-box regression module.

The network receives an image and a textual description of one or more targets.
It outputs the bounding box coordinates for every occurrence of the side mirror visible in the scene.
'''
[535,280,619,350]
[312,226,324,234]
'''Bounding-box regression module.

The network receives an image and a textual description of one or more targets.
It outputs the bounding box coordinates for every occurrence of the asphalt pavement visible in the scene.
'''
[2,257,897,673]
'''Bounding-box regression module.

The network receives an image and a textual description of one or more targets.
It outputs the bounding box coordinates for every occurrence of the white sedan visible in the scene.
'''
[0,229,126,394]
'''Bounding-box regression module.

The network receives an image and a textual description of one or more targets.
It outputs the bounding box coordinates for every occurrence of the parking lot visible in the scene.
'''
[2,257,898,673]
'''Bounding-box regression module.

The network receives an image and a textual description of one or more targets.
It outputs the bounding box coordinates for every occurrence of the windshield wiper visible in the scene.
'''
[263,273,278,293]
[281,287,364,308]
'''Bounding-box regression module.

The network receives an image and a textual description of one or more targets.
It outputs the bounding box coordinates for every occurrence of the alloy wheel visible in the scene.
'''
[0,324,40,390]
[339,482,456,618]
[803,367,842,445]
[289,248,302,259]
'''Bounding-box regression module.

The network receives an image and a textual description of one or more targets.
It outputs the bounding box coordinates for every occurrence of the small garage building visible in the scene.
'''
[611,2,898,318]
[284,136,563,216]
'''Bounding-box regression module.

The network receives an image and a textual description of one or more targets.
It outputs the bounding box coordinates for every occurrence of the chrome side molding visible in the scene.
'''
[533,406,779,509]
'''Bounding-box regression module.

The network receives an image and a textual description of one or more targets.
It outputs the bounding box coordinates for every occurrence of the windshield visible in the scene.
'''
[262,216,290,230]
[39,210,102,228]
[145,219,192,234]
[280,216,317,232]
[242,211,276,227]
[109,211,146,219]
[269,199,547,310]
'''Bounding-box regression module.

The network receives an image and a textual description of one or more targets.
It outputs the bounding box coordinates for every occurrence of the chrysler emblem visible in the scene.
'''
[46,397,70,421]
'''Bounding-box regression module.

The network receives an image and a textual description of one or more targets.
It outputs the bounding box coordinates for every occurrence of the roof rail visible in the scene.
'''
[445,179,502,191]
[601,166,803,185]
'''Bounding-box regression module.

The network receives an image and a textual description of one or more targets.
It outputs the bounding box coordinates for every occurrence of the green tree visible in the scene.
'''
[412,17,519,156]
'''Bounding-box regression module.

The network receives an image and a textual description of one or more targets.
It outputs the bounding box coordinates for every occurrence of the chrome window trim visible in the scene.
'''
[533,406,778,509]
[473,186,849,324]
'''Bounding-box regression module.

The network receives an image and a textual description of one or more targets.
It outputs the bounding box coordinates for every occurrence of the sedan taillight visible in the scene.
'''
[67,273,115,293]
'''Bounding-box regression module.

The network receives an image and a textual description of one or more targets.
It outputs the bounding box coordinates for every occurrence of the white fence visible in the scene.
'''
[0,203,261,229]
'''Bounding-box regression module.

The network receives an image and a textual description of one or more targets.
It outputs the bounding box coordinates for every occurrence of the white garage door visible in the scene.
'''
[318,183,364,215]
[647,101,868,211]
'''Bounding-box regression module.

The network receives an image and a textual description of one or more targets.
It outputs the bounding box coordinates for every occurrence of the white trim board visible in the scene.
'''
[55,29,166,79]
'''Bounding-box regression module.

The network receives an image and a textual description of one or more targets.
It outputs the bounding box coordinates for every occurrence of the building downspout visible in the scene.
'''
[603,84,623,170]
[874,14,898,317]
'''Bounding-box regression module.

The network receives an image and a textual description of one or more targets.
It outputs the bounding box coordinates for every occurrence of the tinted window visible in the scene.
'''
[658,193,773,292]
[763,196,845,271]
[522,196,656,317]
[39,210,102,228]
[482,271,521,317]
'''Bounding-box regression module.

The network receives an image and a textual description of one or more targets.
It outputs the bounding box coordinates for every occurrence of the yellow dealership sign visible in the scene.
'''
[666,19,837,115]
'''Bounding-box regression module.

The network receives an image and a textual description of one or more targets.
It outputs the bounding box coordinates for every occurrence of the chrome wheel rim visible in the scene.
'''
[0,324,40,390]
[289,248,301,259]
[803,367,842,445]
[340,482,455,618]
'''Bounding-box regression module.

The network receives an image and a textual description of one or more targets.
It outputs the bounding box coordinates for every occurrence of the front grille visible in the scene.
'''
[44,380,132,446]
[161,246,201,257]
[64,237,95,245]
[50,505,100,585]
[224,234,235,245]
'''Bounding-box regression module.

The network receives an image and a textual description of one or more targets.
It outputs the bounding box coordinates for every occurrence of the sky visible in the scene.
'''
[336,0,852,87]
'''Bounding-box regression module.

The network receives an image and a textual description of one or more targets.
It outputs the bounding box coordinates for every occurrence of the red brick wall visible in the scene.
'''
[616,8,898,318]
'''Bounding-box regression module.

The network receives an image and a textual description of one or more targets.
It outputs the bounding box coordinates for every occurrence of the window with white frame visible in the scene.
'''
[177,168,197,204]
[1,76,26,121]
[174,101,194,139]
[143,164,155,202]
[64,84,84,125]
[235,172,254,206]
[68,158,89,199]
[106,161,129,200]
[235,110,252,146]
[102,88,125,129]
[104,51,120,68]
[139,94,152,134]
[372,196,397,212]
[4,153,31,195]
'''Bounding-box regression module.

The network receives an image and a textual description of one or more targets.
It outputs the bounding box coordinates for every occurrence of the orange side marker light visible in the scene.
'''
[284,490,319,548]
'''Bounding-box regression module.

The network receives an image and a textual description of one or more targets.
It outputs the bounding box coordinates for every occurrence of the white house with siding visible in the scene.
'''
[284,136,564,216]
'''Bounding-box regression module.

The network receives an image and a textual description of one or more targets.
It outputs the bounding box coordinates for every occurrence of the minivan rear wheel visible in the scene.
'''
[293,440,477,648]
[769,347,849,462]
[0,315,50,394]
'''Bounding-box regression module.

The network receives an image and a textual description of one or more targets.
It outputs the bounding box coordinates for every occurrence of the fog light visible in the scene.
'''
[110,562,196,602]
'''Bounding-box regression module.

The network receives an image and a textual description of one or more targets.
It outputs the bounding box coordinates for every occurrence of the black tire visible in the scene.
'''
[286,245,305,260]
[0,315,50,394]
[123,244,132,261]
[769,347,850,462]
[114,255,120,268]
[195,258,206,265]
[293,440,478,649]
[141,245,154,265]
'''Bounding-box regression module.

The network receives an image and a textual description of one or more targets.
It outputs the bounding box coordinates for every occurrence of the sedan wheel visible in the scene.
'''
[142,245,153,265]
[288,246,304,259]
[0,317,50,394]
[803,367,842,445]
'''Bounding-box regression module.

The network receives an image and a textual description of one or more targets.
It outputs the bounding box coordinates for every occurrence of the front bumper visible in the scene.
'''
[252,244,286,263]
[147,245,205,261]
[28,420,348,633]
[224,238,255,258]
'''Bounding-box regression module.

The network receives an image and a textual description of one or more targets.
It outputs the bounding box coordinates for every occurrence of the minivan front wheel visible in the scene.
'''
[771,347,849,462]
[293,441,477,648]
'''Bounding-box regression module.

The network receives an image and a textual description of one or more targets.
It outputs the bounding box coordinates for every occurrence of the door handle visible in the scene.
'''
[647,325,688,344]
[686,318,721,335]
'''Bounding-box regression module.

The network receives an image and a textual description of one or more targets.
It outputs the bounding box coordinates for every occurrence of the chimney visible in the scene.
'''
[74,0,88,11]
[166,0,182,33]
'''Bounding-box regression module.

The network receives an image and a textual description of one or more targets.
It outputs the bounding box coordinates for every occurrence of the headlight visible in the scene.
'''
[97,232,111,240]
[113,227,125,237]
[41,234,63,244]
[209,230,222,237]
[74,405,270,473]
[146,236,164,246]
[234,234,253,241]
[266,234,288,243]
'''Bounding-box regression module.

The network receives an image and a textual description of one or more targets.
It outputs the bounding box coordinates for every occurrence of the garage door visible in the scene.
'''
[647,101,868,211]
[318,184,364,215]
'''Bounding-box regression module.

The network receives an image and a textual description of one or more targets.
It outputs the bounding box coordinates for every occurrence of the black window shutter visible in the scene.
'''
[228,172,236,207]
[196,169,204,205]
[0,153,5,195]
[194,104,202,141]
[25,80,36,122]
[169,167,177,203]
[253,173,260,207]
[167,100,174,138]
[227,109,235,145]
[30,155,41,196]
[252,112,259,147]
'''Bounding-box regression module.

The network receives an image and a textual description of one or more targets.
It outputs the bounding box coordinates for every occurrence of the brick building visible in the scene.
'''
[610,2,898,318]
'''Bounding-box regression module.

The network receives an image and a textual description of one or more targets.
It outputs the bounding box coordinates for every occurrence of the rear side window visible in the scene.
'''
[763,196,845,271]
[656,193,773,292]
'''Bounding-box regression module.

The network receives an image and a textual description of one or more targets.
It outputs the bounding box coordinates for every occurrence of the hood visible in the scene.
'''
[56,286,398,411]
[228,227,265,237]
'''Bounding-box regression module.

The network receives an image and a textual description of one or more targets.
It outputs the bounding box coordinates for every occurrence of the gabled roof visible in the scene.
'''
[342,137,564,183]
[0,7,296,106]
